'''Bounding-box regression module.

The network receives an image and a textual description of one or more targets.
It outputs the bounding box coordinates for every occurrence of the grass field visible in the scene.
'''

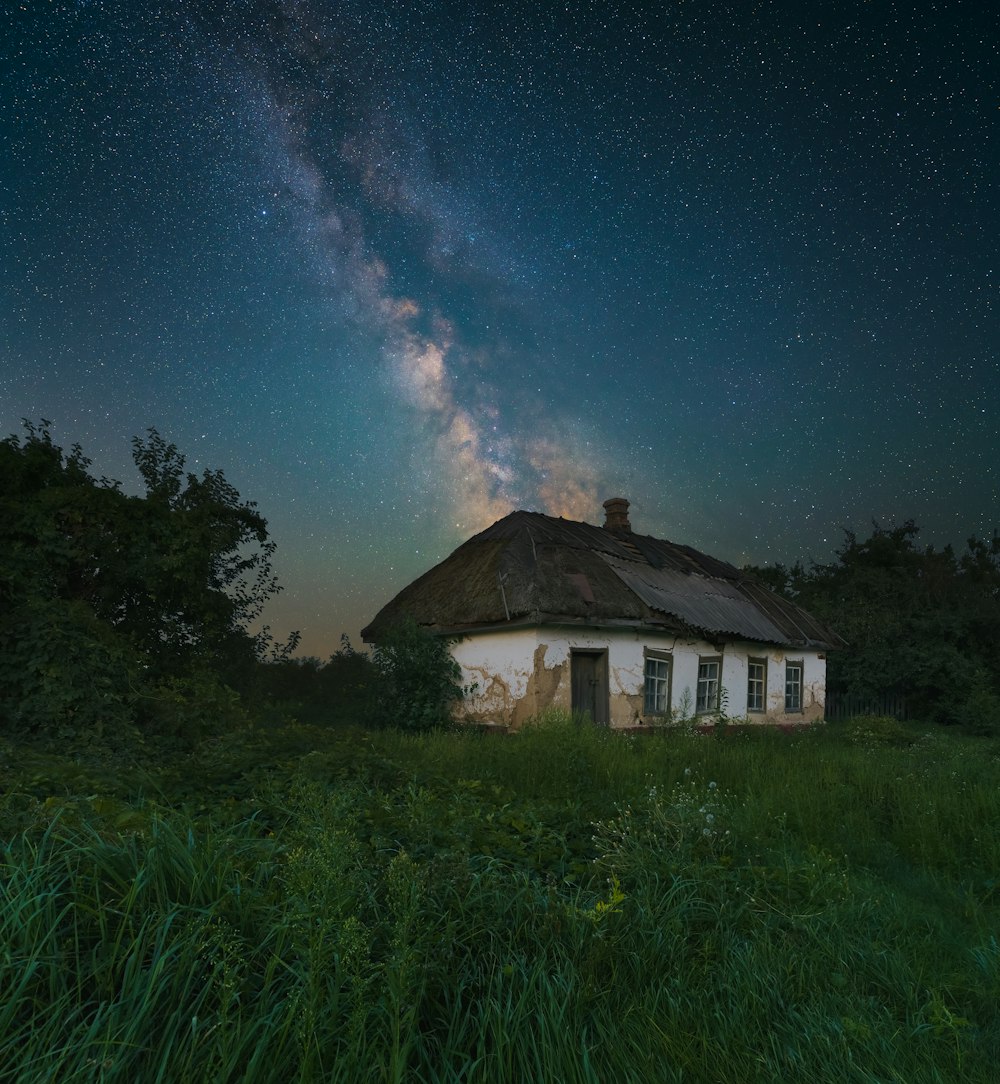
[2,713,999,1082]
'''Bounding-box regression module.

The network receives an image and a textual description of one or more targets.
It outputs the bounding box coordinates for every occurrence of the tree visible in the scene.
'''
[747,521,1000,727]
[122,429,289,680]
[0,422,294,735]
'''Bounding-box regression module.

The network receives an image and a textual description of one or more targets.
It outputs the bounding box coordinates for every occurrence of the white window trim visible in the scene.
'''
[643,650,672,716]
[696,656,721,714]
[747,657,767,714]
[785,660,804,713]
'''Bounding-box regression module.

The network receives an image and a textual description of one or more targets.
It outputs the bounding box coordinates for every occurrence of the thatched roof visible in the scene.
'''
[361,510,843,650]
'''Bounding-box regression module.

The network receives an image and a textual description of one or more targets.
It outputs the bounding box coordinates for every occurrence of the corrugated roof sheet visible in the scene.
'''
[362,509,843,649]
[599,555,790,643]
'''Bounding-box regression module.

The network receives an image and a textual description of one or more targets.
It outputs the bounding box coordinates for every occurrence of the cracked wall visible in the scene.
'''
[451,628,828,729]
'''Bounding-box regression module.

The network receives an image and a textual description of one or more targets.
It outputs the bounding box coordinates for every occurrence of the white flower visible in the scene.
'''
[708,781,717,790]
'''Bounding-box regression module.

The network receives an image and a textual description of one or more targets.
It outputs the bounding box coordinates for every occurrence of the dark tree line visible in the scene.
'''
[0,422,295,739]
[1,423,463,740]
[256,622,464,732]
[747,522,1000,729]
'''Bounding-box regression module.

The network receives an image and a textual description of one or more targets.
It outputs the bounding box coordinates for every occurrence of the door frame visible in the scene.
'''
[570,648,610,725]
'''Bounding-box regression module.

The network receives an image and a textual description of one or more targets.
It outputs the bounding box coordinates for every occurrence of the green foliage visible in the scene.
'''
[0,421,295,739]
[138,672,251,743]
[370,618,465,730]
[748,521,1000,731]
[255,635,380,727]
[842,714,913,748]
[3,717,1000,1082]
[121,429,289,678]
[592,772,732,878]
[954,671,1000,736]
[0,597,136,737]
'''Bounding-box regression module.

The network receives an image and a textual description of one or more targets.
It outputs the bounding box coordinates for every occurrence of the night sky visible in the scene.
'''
[3,1,997,657]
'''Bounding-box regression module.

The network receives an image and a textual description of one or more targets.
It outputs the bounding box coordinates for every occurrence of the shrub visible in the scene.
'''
[955,672,1000,736]
[843,713,912,747]
[0,597,136,738]
[137,672,250,742]
[370,618,465,730]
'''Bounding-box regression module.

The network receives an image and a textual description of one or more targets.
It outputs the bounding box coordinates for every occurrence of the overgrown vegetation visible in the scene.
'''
[3,715,1000,1082]
[0,423,466,739]
[257,622,463,731]
[748,521,1000,729]
[4,423,1000,1079]
[0,422,296,740]
[5,423,1000,739]
[369,617,466,730]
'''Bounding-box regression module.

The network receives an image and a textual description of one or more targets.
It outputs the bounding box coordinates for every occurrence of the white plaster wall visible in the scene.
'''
[450,626,827,728]
[723,642,827,722]
[451,628,538,723]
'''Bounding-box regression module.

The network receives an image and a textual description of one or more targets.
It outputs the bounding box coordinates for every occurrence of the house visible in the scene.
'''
[361,499,843,729]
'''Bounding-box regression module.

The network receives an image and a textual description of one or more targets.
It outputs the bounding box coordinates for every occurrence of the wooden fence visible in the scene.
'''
[824,692,909,722]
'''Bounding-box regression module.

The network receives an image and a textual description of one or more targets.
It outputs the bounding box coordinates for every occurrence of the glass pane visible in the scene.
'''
[698,667,719,711]
[785,663,802,710]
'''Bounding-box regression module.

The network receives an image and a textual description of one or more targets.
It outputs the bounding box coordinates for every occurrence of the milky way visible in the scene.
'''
[3,1,996,655]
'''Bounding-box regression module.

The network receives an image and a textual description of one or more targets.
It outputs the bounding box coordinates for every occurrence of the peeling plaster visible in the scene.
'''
[454,628,829,729]
[512,644,565,728]
[465,666,513,721]
[611,663,644,726]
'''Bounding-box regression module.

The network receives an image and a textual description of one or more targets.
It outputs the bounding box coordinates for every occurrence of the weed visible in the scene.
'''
[3,712,1000,1081]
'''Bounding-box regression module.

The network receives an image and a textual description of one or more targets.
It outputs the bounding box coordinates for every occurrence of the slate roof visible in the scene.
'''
[361,510,843,650]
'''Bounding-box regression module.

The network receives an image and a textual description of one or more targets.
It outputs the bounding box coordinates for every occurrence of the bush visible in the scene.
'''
[137,672,250,743]
[955,673,1000,736]
[0,597,136,738]
[370,618,465,730]
[843,714,912,747]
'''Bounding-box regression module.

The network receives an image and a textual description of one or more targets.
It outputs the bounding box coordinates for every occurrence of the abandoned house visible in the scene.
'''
[362,499,843,729]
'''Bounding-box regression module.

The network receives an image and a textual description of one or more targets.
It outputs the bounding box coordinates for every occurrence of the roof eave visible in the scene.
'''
[379,611,841,649]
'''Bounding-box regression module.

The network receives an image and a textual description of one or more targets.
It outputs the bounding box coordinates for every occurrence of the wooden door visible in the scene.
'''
[571,650,609,725]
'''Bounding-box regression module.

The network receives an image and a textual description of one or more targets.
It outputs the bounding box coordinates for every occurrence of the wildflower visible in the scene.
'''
[683,768,692,777]
[708,781,717,790]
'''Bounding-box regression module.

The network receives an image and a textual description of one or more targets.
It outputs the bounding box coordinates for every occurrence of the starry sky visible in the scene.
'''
[3,0,997,657]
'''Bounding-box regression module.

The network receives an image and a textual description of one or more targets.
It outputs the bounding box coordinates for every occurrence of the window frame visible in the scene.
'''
[642,650,672,717]
[696,655,722,714]
[785,660,804,713]
[747,656,767,714]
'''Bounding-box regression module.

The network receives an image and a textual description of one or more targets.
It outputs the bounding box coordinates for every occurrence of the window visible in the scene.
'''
[747,658,767,713]
[643,653,671,715]
[696,657,720,713]
[785,661,803,712]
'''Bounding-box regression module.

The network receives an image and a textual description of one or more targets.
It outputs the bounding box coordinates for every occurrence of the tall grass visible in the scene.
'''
[3,714,1000,1081]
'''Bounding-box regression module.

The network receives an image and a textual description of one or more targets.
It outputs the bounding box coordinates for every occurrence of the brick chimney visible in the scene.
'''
[602,497,631,533]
